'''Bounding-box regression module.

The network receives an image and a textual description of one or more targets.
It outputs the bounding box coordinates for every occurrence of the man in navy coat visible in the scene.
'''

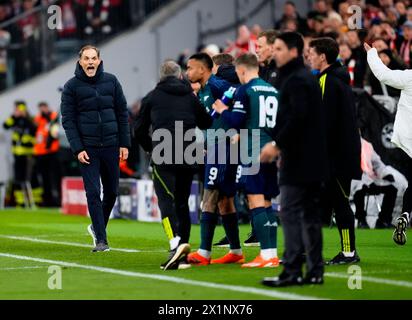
[61,45,131,252]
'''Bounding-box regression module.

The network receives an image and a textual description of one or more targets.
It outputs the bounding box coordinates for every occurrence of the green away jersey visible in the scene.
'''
[231,77,279,155]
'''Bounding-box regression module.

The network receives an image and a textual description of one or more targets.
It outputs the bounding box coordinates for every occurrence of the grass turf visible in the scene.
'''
[0,209,411,300]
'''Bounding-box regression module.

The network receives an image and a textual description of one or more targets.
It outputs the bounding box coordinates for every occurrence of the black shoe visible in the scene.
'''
[303,275,324,285]
[393,213,409,245]
[213,236,230,248]
[262,271,303,288]
[357,219,369,229]
[163,256,191,270]
[244,233,259,247]
[375,219,392,229]
[162,243,191,271]
[160,249,191,270]
[92,242,110,252]
[326,251,360,265]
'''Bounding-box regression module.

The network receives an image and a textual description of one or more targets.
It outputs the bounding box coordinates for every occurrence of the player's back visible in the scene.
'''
[243,78,279,153]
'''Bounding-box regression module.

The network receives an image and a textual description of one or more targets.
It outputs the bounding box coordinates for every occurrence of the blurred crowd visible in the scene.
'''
[179,0,412,99]
[0,0,169,90]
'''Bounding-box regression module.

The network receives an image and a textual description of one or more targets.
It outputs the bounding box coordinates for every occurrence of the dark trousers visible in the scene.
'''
[402,156,412,214]
[12,155,32,206]
[321,177,356,252]
[354,184,397,224]
[79,146,119,243]
[35,153,61,207]
[279,184,324,278]
[14,155,31,183]
[152,165,195,245]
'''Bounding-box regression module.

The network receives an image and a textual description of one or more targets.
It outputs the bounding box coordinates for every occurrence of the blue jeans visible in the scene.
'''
[79,146,119,243]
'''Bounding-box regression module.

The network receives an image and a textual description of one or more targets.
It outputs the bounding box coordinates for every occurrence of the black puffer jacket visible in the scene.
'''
[134,76,212,166]
[61,61,131,155]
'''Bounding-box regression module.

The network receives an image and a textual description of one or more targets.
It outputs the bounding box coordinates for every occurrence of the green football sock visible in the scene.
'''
[199,212,218,251]
[266,206,278,249]
[251,207,271,250]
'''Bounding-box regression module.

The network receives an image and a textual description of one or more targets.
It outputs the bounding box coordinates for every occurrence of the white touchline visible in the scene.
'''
[0,266,47,271]
[31,234,74,238]
[0,235,165,253]
[325,272,412,289]
[0,252,324,300]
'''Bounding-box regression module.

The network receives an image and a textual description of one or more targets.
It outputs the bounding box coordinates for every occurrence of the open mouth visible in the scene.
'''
[87,66,95,71]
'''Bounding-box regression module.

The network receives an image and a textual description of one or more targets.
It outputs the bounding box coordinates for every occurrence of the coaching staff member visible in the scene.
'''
[61,45,131,252]
[308,38,362,265]
[260,32,329,287]
[134,60,212,270]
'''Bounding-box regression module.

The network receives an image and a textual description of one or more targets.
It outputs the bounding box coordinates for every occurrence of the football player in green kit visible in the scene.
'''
[186,53,245,265]
[213,53,280,268]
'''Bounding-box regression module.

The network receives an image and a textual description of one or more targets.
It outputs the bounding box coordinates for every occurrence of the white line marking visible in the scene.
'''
[0,235,165,253]
[0,266,47,271]
[0,252,324,300]
[32,234,73,238]
[358,270,412,275]
[325,272,412,289]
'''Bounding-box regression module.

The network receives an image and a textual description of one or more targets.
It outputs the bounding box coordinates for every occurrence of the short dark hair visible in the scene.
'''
[258,29,279,45]
[79,45,100,58]
[285,1,296,7]
[235,53,259,70]
[309,37,339,64]
[212,53,234,66]
[189,53,214,70]
[276,32,304,56]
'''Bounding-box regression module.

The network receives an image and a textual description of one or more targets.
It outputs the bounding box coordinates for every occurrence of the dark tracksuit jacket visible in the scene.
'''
[259,59,277,88]
[318,62,362,181]
[317,61,362,253]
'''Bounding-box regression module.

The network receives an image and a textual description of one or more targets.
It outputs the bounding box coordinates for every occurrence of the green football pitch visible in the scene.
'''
[0,209,411,300]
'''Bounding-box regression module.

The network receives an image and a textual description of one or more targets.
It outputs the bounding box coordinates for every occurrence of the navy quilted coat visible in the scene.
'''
[61,61,131,155]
